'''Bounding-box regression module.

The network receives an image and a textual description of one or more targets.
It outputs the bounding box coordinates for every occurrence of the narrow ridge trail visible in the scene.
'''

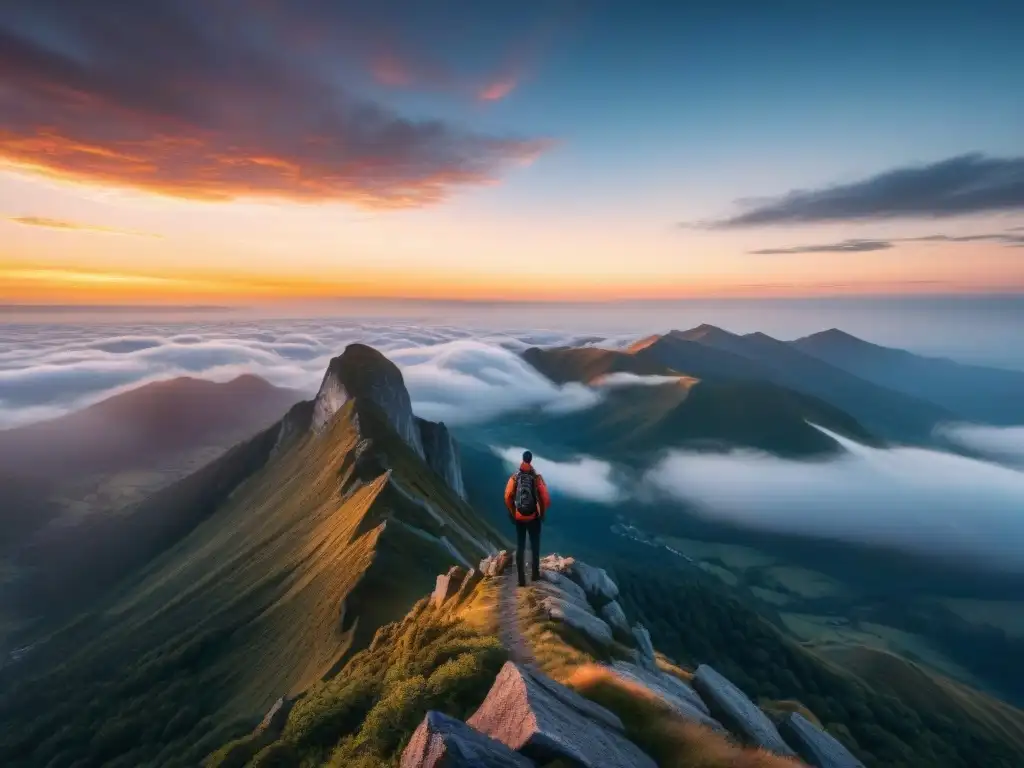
[497,567,536,668]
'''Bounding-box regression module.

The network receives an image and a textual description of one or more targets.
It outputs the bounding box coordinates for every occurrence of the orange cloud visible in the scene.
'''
[6,215,162,238]
[0,5,553,208]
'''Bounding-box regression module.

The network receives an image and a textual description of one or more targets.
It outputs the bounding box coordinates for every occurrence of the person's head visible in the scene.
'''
[522,450,533,465]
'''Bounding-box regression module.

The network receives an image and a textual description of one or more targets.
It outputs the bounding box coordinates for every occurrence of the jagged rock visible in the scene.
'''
[540,554,618,606]
[480,551,513,578]
[780,712,865,768]
[608,661,723,731]
[401,710,536,768]
[600,600,631,641]
[540,596,614,648]
[537,569,589,605]
[311,344,425,458]
[433,566,467,608]
[632,624,656,671]
[448,568,480,608]
[468,662,656,768]
[256,695,294,736]
[693,665,797,757]
[417,418,467,499]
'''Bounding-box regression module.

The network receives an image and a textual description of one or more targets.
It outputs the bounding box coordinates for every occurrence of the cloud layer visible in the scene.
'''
[645,427,1024,572]
[713,154,1024,227]
[0,321,605,428]
[494,445,622,504]
[937,423,1024,468]
[0,1,557,207]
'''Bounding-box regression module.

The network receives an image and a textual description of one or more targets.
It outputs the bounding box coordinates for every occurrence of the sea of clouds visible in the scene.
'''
[3,317,1024,571]
[0,319,619,429]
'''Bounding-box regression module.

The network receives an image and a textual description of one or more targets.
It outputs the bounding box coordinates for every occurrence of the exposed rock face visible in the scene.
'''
[537,569,588,605]
[600,600,632,641]
[540,554,618,605]
[780,713,865,768]
[433,566,468,608]
[632,623,656,671]
[468,662,656,768]
[532,580,591,612]
[417,417,467,499]
[693,664,797,757]
[539,596,614,648]
[608,661,723,731]
[311,344,425,458]
[402,710,535,768]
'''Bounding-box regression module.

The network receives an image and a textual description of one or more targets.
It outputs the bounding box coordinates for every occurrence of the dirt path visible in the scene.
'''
[497,568,536,668]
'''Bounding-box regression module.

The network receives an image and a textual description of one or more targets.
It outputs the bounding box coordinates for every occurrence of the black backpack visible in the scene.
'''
[514,469,538,515]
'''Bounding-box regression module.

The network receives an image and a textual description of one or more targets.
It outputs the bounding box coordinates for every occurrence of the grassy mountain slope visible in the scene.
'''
[0,368,502,767]
[638,326,950,442]
[792,329,1024,424]
[521,345,877,458]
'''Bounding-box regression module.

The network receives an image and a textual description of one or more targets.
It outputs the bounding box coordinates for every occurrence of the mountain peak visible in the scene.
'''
[797,328,872,348]
[672,324,738,343]
[311,343,425,458]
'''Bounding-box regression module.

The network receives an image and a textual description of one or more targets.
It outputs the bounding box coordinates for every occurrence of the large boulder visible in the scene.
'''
[692,665,796,757]
[468,662,656,768]
[780,712,866,768]
[532,580,591,612]
[608,661,723,731]
[573,561,620,605]
[540,596,614,648]
[600,600,631,641]
[632,624,656,671]
[401,710,536,768]
[537,569,589,605]
[433,566,467,608]
[540,554,619,606]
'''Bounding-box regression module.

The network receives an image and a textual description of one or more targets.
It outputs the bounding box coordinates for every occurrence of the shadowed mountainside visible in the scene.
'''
[792,329,1024,425]
[522,345,878,458]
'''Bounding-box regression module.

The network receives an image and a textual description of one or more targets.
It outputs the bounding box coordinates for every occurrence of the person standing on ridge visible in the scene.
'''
[504,450,551,587]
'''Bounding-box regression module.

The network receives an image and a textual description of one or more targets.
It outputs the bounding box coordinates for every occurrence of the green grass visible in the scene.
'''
[0,398,502,767]
[209,580,508,767]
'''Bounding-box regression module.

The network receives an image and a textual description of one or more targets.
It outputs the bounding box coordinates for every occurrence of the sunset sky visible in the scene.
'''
[2,0,1024,304]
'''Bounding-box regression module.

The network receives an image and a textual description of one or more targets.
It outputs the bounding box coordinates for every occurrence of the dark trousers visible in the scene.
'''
[515,517,542,585]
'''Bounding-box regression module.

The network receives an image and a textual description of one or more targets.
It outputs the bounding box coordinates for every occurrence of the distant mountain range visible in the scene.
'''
[2,330,1023,767]
[792,328,1024,425]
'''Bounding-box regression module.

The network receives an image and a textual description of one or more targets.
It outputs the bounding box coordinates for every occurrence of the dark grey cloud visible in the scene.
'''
[749,231,1024,255]
[710,154,1024,227]
[0,1,561,207]
[750,239,893,255]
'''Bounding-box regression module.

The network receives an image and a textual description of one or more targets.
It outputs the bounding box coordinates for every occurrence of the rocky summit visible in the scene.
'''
[399,552,866,768]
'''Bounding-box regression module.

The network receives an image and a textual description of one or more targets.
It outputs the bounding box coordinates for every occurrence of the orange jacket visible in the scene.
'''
[504,462,551,522]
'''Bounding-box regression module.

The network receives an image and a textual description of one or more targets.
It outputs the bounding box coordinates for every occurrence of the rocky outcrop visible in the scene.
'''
[417,417,467,499]
[468,662,656,768]
[481,551,513,578]
[600,600,632,641]
[632,623,656,671]
[540,554,618,605]
[693,664,797,757]
[608,661,723,731]
[539,595,614,648]
[433,566,468,608]
[402,710,535,768]
[311,344,425,458]
[780,713,865,768]
[537,569,588,604]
